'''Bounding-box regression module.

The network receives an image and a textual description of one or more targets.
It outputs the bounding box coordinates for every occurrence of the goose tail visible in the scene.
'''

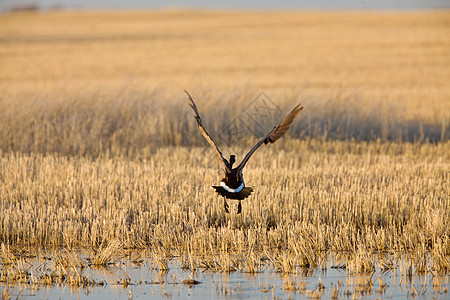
[212,186,253,200]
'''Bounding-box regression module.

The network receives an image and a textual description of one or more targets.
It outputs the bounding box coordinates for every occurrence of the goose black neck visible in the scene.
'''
[229,155,236,168]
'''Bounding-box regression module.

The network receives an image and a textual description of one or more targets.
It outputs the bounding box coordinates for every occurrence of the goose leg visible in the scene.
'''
[237,201,242,214]
[223,199,229,213]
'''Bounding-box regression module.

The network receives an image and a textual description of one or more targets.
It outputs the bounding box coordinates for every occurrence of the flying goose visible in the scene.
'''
[186,91,303,213]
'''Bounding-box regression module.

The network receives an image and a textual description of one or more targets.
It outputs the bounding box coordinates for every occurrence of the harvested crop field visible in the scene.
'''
[0,9,449,299]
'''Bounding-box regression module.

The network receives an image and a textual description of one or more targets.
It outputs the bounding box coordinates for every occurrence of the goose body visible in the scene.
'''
[186,91,302,213]
[213,159,253,201]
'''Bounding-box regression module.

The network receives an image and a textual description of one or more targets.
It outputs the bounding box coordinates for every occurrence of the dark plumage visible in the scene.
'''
[186,90,303,213]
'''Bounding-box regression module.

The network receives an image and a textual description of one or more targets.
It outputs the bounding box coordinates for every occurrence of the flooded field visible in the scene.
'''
[1,251,449,299]
[1,9,449,300]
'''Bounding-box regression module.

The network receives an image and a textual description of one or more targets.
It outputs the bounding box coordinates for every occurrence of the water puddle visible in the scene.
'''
[1,251,449,299]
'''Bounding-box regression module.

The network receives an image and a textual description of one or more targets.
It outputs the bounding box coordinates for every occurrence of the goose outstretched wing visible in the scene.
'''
[186,91,230,173]
[237,103,303,172]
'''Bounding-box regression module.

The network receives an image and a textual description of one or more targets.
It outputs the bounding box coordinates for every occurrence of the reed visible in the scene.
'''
[0,10,448,287]
[0,10,449,157]
[0,87,448,159]
[91,239,123,266]
[0,140,448,275]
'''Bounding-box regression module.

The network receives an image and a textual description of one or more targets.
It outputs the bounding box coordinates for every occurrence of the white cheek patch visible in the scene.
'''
[220,182,244,193]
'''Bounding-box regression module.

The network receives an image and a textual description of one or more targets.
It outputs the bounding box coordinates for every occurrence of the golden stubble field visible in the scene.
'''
[0,10,449,156]
[0,9,449,290]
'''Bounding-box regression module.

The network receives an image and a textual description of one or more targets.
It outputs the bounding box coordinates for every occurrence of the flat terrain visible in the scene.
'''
[1,10,449,98]
[0,11,449,142]
[0,9,449,296]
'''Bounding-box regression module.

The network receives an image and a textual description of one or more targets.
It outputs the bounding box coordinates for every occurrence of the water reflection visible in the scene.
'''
[1,251,449,299]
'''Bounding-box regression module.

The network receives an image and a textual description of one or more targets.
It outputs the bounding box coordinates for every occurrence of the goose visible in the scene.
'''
[186,91,303,213]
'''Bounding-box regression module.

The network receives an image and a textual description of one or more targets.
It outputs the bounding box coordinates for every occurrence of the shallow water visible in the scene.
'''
[1,253,449,299]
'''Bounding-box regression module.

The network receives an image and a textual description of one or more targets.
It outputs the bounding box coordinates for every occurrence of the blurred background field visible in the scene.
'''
[0,10,449,157]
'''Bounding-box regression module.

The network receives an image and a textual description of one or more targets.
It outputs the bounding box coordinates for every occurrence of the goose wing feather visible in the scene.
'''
[237,103,303,172]
[186,91,229,174]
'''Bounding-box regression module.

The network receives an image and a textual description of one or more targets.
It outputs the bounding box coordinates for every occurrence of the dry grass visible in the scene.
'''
[1,10,449,100]
[0,9,449,288]
[90,239,123,266]
[1,86,448,158]
[0,246,104,288]
[0,10,449,156]
[0,141,449,275]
